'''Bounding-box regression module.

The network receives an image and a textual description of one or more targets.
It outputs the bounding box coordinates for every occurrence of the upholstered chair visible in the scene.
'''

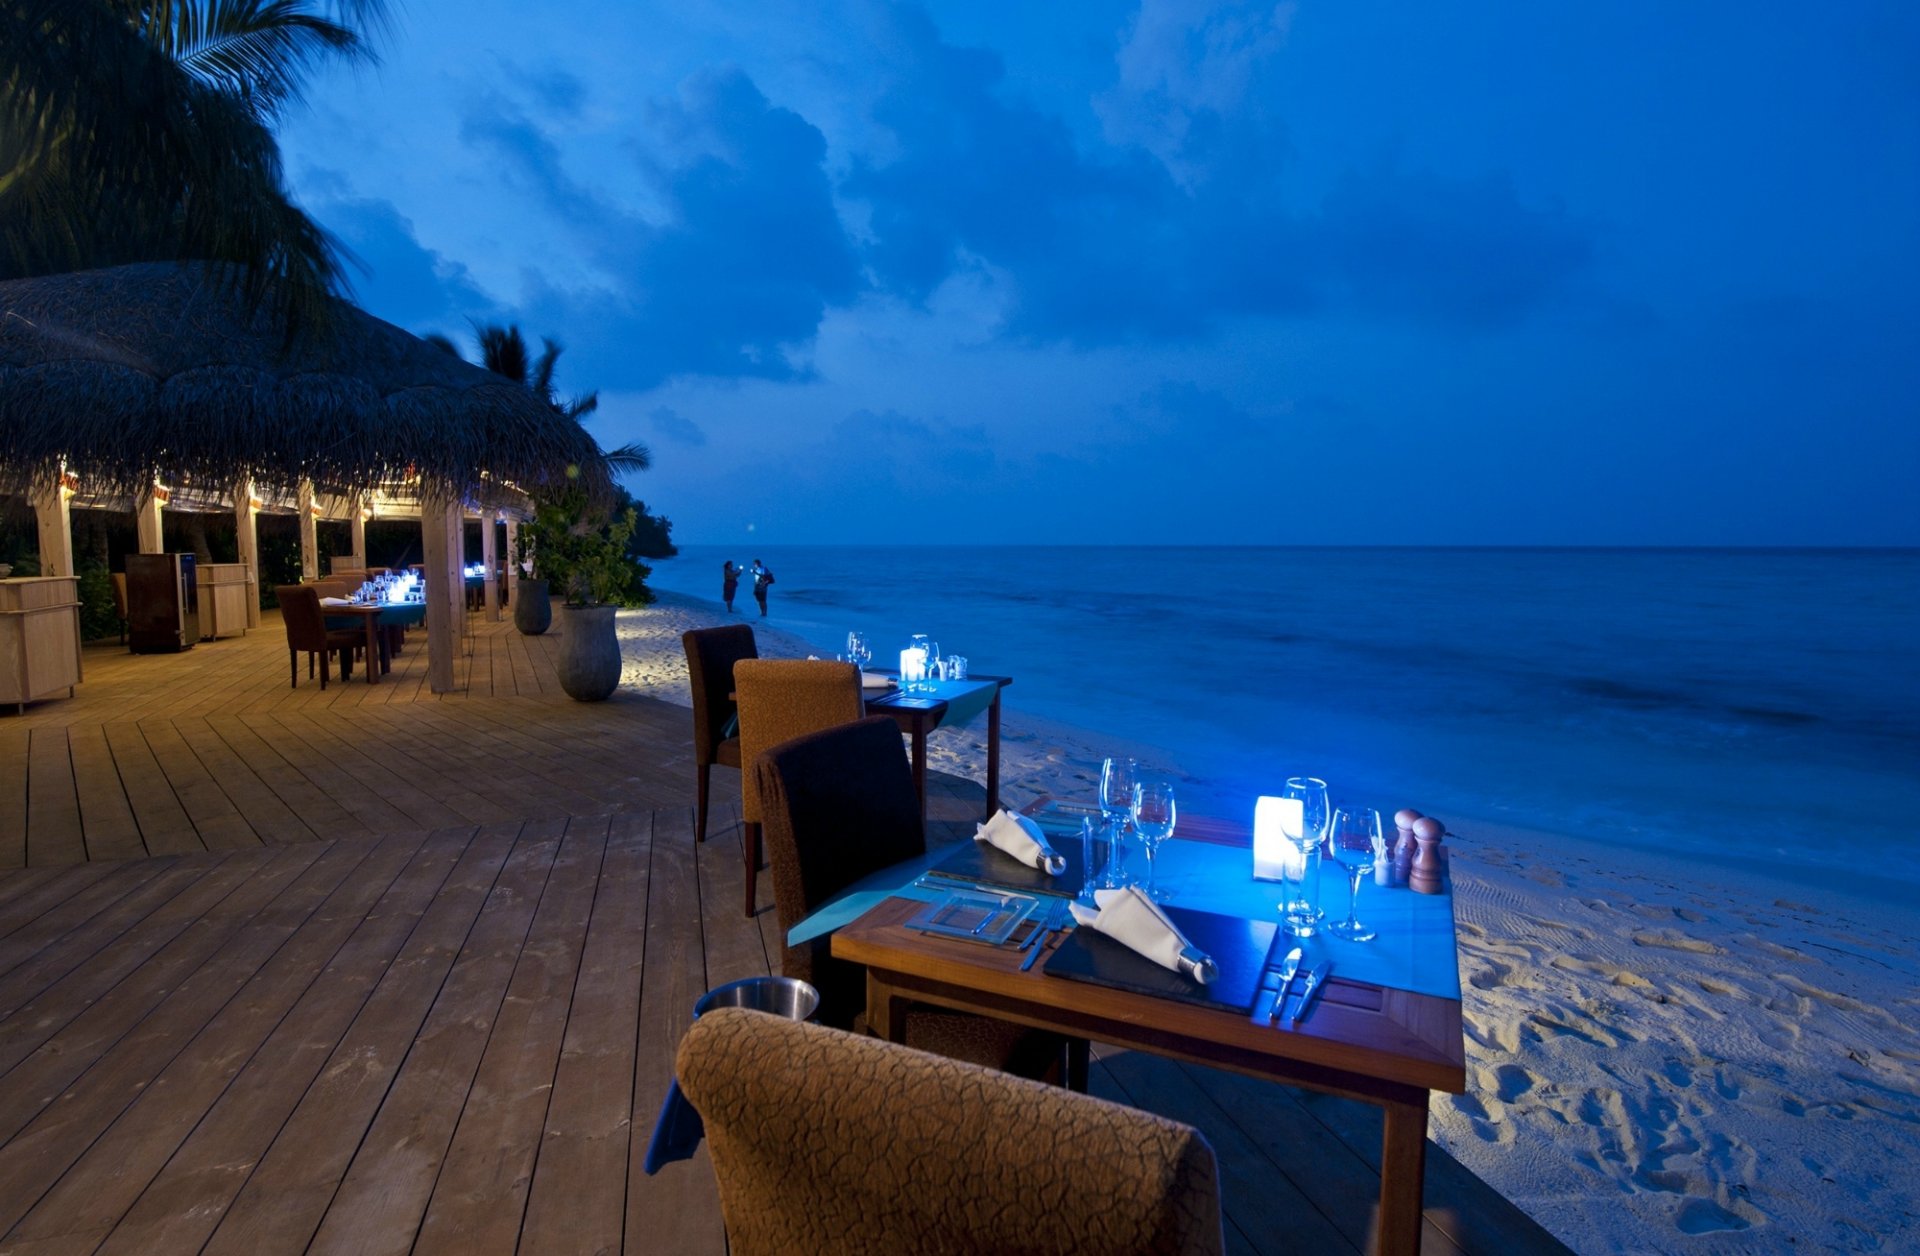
[274,585,362,689]
[754,715,1087,1087]
[733,658,865,917]
[677,1008,1226,1256]
[681,625,759,844]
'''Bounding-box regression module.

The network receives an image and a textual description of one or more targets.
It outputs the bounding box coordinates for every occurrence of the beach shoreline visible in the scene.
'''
[620,590,1920,1254]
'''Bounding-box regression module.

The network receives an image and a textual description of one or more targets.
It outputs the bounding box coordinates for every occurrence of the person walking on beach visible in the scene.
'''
[750,559,774,617]
[721,560,740,613]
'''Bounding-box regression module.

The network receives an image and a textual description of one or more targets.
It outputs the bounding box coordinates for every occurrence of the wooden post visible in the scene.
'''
[135,483,165,553]
[448,504,469,639]
[31,471,74,577]
[349,491,367,560]
[504,517,520,607]
[481,511,500,622]
[234,478,261,628]
[421,482,458,694]
[297,478,319,580]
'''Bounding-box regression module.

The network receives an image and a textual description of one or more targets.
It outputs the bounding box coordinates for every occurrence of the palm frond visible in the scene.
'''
[601,440,652,475]
[168,0,368,121]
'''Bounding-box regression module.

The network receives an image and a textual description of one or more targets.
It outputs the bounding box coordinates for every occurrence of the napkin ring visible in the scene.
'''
[1177,945,1219,986]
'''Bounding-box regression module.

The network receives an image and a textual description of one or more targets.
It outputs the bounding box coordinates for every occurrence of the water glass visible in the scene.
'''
[946,655,968,681]
[1278,776,1330,936]
[1080,816,1114,903]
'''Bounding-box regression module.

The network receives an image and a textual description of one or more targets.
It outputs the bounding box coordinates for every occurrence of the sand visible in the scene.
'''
[618,591,1920,1255]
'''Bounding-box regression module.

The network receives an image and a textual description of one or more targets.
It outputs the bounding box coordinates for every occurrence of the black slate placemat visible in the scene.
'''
[932,833,1082,899]
[1042,904,1278,1013]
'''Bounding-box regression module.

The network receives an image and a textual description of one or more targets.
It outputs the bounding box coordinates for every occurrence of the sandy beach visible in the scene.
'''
[621,591,1920,1255]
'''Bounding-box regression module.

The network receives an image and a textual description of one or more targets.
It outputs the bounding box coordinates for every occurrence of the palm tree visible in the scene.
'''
[0,0,391,330]
[472,322,652,476]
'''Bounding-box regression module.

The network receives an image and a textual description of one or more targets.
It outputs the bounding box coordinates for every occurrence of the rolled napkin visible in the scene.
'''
[974,809,1068,876]
[319,596,351,606]
[1068,887,1219,986]
[861,672,895,689]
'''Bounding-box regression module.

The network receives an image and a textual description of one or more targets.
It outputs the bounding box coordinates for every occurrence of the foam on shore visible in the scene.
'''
[616,592,1920,1254]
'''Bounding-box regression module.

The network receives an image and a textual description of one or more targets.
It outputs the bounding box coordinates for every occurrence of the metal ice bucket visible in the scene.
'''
[692,975,819,1022]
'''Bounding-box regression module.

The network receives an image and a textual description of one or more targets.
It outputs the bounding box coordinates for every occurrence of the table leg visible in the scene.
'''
[363,617,379,684]
[985,689,1002,817]
[911,723,929,827]
[865,972,910,1044]
[1376,1093,1430,1256]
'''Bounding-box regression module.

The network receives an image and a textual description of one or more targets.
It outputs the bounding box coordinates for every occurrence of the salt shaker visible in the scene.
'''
[1409,816,1447,895]
[1391,808,1421,887]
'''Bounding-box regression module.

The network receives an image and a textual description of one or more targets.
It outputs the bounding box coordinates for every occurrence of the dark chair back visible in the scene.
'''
[275,585,328,652]
[754,715,926,1029]
[682,625,758,765]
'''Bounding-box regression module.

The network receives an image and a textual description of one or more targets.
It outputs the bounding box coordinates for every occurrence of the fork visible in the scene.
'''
[1018,900,1066,971]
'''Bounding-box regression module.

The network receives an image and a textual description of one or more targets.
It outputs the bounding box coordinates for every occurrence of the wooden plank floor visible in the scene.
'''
[0,612,1569,1255]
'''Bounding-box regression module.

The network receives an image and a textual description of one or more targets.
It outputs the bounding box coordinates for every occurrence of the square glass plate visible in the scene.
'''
[907,888,1040,945]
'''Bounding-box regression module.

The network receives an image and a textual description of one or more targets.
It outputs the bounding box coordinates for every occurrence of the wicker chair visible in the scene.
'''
[681,625,759,846]
[275,585,363,689]
[734,658,866,917]
[678,1009,1225,1256]
[754,715,1087,1087]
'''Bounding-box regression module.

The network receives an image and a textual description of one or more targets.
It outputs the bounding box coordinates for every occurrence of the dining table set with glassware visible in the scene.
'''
[318,569,429,681]
[835,629,1001,820]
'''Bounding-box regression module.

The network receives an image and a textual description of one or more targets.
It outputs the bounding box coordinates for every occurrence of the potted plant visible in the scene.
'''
[519,489,637,701]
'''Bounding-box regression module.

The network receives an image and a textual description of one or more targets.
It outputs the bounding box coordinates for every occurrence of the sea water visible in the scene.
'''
[649,546,1920,898]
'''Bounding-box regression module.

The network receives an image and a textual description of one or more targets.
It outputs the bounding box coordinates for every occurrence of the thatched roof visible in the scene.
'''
[0,263,609,504]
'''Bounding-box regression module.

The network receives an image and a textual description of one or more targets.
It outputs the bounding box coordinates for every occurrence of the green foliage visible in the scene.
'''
[75,554,119,642]
[516,490,643,607]
[613,485,676,560]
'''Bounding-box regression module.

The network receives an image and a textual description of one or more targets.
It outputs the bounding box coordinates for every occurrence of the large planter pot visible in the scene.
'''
[514,578,552,635]
[556,603,621,701]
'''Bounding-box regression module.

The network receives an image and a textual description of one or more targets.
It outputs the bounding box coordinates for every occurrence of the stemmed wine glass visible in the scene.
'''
[1278,776,1330,936]
[1099,756,1139,887]
[1130,778,1177,901]
[1326,805,1383,942]
[845,631,871,672]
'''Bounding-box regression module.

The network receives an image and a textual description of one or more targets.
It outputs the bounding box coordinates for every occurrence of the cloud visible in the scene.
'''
[649,404,707,447]
[458,66,862,390]
[311,191,496,334]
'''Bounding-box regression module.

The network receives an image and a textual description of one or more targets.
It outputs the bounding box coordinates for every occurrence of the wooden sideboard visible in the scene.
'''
[198,562,253,640]
[0,576,83,711]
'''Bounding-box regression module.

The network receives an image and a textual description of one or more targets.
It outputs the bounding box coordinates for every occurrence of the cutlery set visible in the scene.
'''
[1267,945,1334,1026]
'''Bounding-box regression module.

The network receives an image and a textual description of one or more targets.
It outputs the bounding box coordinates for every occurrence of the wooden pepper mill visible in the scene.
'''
[1408,815,1447,895]
[1391,808,1421,887]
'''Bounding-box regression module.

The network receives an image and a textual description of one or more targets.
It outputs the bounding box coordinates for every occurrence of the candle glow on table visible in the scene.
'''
[899,645,929,688]
[1253,795,1303,882]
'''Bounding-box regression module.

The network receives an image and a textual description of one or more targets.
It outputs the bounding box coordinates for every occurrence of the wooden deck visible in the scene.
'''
[0,612,1569,1255]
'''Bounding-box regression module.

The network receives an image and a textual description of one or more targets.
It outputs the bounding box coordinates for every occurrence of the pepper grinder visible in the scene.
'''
[1391,808,1421,887]
[1409,815,1447,895]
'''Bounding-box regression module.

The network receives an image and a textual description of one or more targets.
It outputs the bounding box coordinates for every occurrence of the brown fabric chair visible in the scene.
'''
[681,624,759,846]
[275,584,362,689]
[678,1009,1226,1256]
[755,715,1086,1086]
[735,658,865,917]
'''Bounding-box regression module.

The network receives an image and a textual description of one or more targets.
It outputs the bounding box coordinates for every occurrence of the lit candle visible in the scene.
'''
[899,646,927,687]
[1252,795,1302,881]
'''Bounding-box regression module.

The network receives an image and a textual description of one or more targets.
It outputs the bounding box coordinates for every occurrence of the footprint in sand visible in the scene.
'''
[1674,1197,1757,1235]
[1630,929,1723,955]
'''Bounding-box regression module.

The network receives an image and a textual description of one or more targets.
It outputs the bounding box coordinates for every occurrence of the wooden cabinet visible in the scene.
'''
[198,562,252,640]
[0,577,83,711]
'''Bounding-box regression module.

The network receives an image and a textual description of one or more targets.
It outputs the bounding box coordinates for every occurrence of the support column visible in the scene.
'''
[504,517,521,607]
[234,478,261,628]
[481,511,500,622]
[135,483,166,553]
[349,491,367,561]
[421,482,459,694]
[31,470,74,577]
[448,503,469,639]
[297,478,319,581]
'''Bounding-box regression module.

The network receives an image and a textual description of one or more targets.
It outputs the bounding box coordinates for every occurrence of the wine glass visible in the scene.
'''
[846,631,871,671]
[1326,805,1383,942]
[1130,778,1177,901]
[1278,776,1330,936]
[1099,756,1138,886]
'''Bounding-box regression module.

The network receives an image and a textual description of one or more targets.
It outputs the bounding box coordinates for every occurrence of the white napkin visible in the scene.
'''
[319,596,351,606]
[974,809,1067,876]
[1067,887,1219,985]
[861,672,895,689]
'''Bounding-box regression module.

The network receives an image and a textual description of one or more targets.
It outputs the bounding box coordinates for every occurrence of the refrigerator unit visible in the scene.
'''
[126,553,198,654]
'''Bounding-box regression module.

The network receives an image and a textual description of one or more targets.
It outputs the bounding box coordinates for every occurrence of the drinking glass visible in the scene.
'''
[846,632,871,671]
[1099,757,1139,886]
[1130,779,1177,901]
[1327,805,1383,942]
[1079,816,1114,903]
[1278,776,1330,936]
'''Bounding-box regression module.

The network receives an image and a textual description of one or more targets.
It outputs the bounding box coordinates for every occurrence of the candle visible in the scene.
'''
[1252,795,1302,881]
[899,646,928,687]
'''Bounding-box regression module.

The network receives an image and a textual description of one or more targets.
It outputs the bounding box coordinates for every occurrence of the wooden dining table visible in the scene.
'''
[828,810,1466,1256]
[321,600,426,684]
[862,673,1010,823]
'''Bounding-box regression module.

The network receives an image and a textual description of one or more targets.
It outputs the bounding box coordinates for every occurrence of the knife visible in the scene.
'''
[1019,900,1067,971]
[1287,961,1335,1025]
[1267,946,1304,1023]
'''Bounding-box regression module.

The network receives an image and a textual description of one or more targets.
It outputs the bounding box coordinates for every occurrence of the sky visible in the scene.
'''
[277,1,1920,547]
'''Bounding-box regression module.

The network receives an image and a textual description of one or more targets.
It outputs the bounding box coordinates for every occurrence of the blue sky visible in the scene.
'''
[278,1,1920,546]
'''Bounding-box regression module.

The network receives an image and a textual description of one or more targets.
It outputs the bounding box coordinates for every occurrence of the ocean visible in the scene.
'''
[646,546,1920,898]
